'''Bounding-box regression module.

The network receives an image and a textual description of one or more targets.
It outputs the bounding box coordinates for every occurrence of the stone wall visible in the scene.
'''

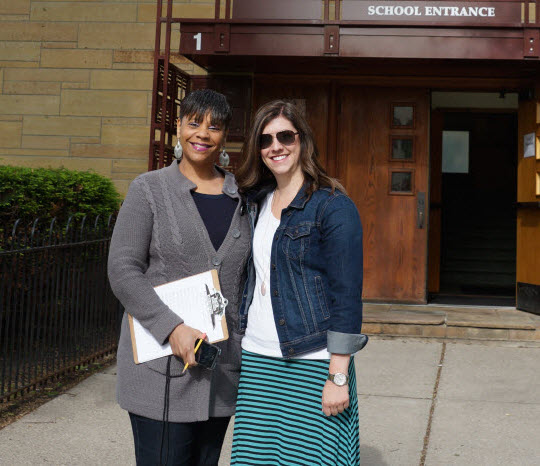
[0,0,212,196]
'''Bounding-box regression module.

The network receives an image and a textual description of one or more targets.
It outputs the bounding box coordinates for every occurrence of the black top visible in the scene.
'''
[191,191,238,251]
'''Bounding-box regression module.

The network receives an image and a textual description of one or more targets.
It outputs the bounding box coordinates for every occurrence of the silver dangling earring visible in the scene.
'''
[174,117,182,161]
[174,140,183,160]
[219,148,230,167]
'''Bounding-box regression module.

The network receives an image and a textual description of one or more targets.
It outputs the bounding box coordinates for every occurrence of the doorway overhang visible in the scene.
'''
[168,0,540,87]
[184,54,540,91]
[173,0,540,72]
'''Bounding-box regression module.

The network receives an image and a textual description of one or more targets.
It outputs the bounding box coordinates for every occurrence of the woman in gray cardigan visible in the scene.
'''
[108,89,251,465]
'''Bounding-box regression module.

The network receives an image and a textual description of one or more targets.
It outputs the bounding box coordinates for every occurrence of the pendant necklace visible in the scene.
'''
[260,190,277,296]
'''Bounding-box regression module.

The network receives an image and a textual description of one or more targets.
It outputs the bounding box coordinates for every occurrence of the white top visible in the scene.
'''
[242,192,332,360]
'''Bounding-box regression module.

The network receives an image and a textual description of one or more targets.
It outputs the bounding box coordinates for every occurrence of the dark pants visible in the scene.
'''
[129,413,231,466]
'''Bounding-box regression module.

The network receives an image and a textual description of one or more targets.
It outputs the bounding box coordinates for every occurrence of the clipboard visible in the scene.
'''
[128,269,229,364]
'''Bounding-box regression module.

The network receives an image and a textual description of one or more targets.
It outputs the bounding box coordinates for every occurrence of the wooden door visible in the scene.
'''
[337,87,430,302]
[516,98,540,314]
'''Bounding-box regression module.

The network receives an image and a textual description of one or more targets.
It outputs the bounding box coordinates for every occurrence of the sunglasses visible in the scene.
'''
[259,130,299,150]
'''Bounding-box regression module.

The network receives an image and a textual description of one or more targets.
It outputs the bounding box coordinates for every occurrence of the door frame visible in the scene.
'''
[516,96,540,314]
[428,106,519,299]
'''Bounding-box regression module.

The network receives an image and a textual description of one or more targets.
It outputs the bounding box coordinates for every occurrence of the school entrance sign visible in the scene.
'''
[343,1,522,25]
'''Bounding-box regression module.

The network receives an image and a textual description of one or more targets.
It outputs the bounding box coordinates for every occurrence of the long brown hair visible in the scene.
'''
[236,100,345,197]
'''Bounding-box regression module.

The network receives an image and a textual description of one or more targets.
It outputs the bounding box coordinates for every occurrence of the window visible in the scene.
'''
[389,169,414,195]
[442,131,469,173]
[391,104,415,129]
[391,137,414,160]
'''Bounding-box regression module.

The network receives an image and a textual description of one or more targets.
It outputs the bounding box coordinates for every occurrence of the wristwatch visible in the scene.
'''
[327,372,349,386]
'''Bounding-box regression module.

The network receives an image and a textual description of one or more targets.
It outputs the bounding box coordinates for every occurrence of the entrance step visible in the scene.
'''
[363,304,540,342]
[440,270,515,288]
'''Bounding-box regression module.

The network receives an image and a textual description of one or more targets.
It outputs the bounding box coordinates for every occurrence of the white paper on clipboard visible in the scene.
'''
[128,269,228,364]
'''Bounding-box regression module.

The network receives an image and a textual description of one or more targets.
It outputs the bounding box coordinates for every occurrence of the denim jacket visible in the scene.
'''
[239,183,368,358]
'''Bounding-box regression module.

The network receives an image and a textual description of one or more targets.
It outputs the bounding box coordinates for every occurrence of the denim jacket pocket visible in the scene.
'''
[282,224,311,260]
[315,275,331,320]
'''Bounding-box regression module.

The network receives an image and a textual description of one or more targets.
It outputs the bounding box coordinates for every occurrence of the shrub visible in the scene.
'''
[0,166,121,225]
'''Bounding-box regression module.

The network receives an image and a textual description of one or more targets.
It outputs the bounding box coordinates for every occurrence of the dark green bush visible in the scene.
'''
[0,165,121,225]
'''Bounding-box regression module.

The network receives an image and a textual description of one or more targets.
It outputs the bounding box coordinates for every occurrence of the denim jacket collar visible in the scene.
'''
[288,182,310,209]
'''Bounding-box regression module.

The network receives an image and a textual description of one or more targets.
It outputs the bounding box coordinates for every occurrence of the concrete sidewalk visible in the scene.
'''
[1,338,539,465]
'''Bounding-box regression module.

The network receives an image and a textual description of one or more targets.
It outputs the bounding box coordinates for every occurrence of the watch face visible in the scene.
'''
[333,373,347,386]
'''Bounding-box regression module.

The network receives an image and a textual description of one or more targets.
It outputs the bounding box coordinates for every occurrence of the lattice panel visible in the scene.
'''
[149,59,190,170]
[149,143,175,172]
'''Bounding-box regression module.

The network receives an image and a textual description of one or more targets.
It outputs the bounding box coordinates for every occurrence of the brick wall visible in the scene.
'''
[0,0,212,196]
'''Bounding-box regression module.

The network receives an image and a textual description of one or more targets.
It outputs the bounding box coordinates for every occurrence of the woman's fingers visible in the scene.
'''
[181,341,196,366]
[322,401,347,416]
[322,381,350,417]
[168,324,202,366]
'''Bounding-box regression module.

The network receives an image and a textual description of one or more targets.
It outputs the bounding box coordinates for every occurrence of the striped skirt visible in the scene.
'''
[230,351,360,466]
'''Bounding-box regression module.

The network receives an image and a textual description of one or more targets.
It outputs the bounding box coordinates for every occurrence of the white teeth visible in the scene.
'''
[272,155,287,161]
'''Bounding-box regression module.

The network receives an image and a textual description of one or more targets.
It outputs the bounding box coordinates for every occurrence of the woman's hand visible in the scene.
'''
[322,353,351,416]
[322,381,350,416]
[168,324,204,366]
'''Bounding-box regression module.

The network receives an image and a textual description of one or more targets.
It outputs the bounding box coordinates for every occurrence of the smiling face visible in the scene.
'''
[179,112,226,167]
[260,115,303,184]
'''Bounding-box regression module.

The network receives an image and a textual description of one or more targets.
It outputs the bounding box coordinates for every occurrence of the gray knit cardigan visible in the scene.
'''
[108,161,251,422]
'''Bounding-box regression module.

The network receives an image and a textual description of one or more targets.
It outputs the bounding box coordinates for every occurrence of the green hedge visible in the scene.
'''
[0,166,121,225]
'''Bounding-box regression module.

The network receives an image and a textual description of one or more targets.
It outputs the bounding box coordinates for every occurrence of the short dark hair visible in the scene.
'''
[179,89,232,130]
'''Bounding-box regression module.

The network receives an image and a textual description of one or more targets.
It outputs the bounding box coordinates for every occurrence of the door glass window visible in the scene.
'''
[390,170,414,194]
[391,137,414,160]
[442,130,469,173]
[392,105,414,128]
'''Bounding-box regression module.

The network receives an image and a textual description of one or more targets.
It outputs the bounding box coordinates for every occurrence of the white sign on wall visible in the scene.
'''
[442,131,469,173]
[341,1,522,25]
[524,133,536,158]
[367,5,496,17]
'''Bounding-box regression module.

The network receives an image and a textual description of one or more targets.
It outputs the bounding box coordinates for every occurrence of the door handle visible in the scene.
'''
[417,192,426,229]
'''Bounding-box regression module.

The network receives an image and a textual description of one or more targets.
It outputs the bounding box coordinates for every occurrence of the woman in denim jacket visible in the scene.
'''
[230,100,368,466]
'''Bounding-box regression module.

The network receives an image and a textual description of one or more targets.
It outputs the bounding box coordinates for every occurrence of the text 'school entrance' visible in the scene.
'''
[254,80,430,303]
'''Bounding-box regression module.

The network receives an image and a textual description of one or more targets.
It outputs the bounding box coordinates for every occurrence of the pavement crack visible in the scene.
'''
[22,421,57,424]
[357,393,432,401]
[419,342,446,466]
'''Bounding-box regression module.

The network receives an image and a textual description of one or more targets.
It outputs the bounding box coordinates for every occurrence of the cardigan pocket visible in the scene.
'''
[146,354,185,377]
[217,332,243,368]
[144,332,243,380]
[211,332,243,404]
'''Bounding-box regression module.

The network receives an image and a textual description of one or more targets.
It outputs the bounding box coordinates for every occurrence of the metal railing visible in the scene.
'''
[0,215,122,402]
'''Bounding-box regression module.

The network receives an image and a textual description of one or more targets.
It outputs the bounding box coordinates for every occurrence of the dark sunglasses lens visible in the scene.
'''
[259,134,273,149]
[276,131,296,145]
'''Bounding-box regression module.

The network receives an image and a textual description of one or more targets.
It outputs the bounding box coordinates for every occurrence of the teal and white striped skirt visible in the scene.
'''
[230,350,360,466]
